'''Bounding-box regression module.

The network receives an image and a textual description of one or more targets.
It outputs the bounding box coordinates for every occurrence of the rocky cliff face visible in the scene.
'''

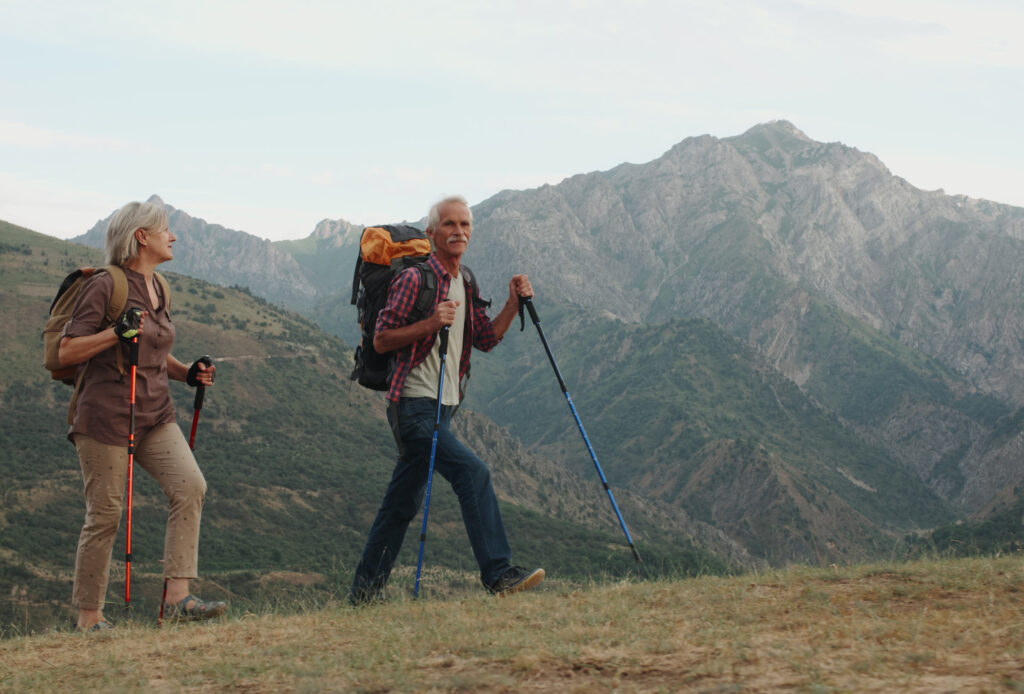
[468,121,1024,408]
[444,122,1024,515]
[73,195,318,309]
[274,217,364,297]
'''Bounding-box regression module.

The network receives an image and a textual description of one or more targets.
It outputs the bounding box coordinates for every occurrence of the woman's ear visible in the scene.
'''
[135,228,147,246]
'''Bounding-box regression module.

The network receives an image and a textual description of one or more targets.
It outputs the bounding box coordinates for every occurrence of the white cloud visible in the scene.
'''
[0,121,144,152]
[367,167,438,186]
[883,152,1024,208]
[255,163,297,179]
[791,0,1024,68]
[0,172,123,238]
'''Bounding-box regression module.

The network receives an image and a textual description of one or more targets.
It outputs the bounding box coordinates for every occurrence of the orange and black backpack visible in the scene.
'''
[349,225,488,391]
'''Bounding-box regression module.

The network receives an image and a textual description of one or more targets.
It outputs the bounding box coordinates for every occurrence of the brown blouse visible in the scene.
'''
[62,267,176,446]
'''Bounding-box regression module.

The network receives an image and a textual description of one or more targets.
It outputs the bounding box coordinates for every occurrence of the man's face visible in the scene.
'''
[429,201,472,259]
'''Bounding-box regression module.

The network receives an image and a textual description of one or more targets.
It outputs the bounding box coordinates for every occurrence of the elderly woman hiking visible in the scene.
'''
[58,200,225,631]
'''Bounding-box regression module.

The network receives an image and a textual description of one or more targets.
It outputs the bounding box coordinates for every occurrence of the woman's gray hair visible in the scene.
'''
[105,201,168,266]
[426,195,472,231]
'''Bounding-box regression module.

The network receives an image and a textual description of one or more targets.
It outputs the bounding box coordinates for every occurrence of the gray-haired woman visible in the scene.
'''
[59,200,226,631]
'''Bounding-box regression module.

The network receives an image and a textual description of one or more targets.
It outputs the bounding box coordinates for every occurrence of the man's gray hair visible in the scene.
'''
[426,195,472,231]
[105,201,168,266]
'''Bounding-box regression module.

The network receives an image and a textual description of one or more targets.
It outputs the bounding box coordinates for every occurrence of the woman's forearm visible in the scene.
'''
[58,329,119,367]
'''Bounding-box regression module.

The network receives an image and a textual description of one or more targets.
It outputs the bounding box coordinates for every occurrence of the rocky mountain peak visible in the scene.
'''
[739,119,812,143]
[310,218,363,244]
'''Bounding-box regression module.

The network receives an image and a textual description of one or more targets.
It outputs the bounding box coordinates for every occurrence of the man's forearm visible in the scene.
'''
[374,316,441,353]
[489,296,520,341]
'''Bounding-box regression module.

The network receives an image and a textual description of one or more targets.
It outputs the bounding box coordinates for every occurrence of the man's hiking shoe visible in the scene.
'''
[348,590,384,608]
[163,594,227,622]
[488,566,545,597]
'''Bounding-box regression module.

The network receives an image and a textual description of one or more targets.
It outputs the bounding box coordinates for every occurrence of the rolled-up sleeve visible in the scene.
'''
[61,273,113,339]
[471,301,501,352]
[376,267,421,334]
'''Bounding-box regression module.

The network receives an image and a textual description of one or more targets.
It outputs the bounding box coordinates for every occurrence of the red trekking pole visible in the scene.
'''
[160,354,212,625]
[124,334,139,609]
[187,356,212,450]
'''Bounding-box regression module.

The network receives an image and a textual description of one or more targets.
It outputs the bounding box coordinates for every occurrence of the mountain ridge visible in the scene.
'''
[57,120,1024,533]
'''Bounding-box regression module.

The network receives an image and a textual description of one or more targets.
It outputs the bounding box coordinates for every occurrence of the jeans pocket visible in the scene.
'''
[398,399,436,443]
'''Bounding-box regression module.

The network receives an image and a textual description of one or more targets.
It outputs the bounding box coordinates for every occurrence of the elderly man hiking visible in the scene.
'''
[350,195,544,604]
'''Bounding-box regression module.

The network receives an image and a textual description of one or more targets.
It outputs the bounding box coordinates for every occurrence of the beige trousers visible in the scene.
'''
[72,423,207,610]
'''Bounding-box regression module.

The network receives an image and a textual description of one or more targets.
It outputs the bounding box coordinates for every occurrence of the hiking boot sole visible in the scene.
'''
[496,568,545,597]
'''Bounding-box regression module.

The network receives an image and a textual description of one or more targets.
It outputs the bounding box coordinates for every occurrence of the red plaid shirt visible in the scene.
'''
[377,253,501,403]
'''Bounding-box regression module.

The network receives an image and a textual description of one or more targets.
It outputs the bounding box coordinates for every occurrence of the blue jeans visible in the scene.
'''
[350,397,512,601]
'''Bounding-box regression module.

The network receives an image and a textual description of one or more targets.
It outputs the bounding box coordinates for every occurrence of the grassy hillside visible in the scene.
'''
[0,220,728,634]
[1,556,1022,691]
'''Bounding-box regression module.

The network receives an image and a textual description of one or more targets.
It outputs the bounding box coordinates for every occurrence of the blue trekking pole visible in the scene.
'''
[413,326,450,598]
[520,298,641,564]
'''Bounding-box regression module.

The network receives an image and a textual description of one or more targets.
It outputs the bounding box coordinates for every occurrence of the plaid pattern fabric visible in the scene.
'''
[377,254,500,403]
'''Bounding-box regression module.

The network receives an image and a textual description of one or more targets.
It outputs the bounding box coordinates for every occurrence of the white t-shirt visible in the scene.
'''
[402,271,466,405]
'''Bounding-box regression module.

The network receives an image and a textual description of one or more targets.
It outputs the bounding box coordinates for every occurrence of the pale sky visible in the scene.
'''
[1,0,1022,242]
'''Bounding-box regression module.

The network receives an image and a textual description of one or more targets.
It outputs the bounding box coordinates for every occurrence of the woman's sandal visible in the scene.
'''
[163,594,227,622]
[77,620,114,633]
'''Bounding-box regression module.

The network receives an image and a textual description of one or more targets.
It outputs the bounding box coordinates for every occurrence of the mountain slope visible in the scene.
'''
[469,303,954,564]
[456,123,1024,512]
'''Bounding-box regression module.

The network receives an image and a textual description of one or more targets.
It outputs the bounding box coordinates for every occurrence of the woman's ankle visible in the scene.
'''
[77,608,102,628]
[164,578,191,604]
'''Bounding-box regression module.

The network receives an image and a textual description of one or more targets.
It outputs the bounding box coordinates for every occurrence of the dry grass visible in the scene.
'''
[2,556,1023,693]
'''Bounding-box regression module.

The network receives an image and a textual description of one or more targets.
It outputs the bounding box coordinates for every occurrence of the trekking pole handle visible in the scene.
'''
[517,296,539,331]
[187,355,213,411]
[439,325,450,355]
[520,296,539,324]
[187,355,211,450]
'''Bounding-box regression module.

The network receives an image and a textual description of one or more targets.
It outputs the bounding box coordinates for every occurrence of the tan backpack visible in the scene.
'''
[42,265,170,421]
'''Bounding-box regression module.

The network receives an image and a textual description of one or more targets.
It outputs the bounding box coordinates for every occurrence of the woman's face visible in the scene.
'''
[139,222,176,263]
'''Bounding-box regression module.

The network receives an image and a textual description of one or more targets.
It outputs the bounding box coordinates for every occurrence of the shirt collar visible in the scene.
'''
[427,252,461,281]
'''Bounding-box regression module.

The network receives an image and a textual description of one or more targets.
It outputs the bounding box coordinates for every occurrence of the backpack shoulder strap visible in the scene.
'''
[100,265,129,379]
[410,263,437,321]
[101,265,129,325]
[460,265,491,309]
[154,271,171,312]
